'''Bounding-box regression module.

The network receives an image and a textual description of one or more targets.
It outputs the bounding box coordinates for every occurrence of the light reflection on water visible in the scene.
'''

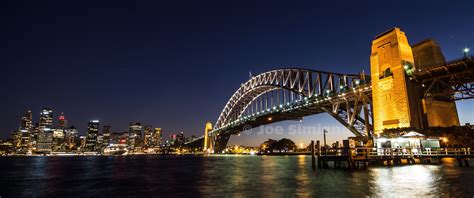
[0,155,473,197]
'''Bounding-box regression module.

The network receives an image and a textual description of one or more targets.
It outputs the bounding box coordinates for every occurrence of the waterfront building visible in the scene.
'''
[374,131,441,155]
[10,131,21,152]
[39,108,53,133]
[110,132,128,146]
[36,132,53,154]
[64,125,78,150]
[52,128,65,151]
[85,120,99,151]
[0,140,14,155]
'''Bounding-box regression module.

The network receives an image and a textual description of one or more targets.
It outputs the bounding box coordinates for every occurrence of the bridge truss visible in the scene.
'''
[208,69,374,152]
[411,57,474,100]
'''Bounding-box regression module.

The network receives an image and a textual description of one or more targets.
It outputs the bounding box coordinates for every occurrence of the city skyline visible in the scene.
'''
[4,107,179,138]
[3,1,474,146]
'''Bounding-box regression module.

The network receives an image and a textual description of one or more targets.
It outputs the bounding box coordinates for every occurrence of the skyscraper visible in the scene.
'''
[39,108,53,132]
[52,128,65,151]
[85,120,99,152]
[143,125,153,148]
[102,125,111,147]
[58,112,67,129]
[18,110,33,154]
[153,128,162,147]
[128,122,142,150]
[176,132,185,146]
[64,125,78,150]
[20,110,33,131]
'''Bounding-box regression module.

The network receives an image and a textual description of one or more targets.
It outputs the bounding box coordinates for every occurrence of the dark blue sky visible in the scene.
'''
[2,0,473,145]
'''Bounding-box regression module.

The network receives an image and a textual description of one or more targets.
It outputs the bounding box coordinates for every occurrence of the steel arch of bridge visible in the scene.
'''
[213,69,374,140]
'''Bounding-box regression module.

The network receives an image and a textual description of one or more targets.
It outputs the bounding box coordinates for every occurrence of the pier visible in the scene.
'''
[314,147,472,169]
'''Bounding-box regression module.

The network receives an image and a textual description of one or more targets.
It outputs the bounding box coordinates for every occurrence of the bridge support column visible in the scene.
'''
[370,28,423,134]
[203,122,213,152]
[212,133,230,153]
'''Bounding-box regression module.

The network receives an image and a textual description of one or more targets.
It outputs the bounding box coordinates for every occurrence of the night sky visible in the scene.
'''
[2,0,473,146]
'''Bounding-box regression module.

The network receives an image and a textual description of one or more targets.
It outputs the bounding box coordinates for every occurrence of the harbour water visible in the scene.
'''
[0,155,473,197]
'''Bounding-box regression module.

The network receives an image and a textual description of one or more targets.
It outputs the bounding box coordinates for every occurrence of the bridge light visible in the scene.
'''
[326,90,330,93]
[339,85,344,89]
[267,117,273,121]
[464,47,470,53]
[355,80,360,85]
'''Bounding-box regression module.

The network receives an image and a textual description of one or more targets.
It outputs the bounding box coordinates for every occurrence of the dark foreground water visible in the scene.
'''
[0,155,473,197]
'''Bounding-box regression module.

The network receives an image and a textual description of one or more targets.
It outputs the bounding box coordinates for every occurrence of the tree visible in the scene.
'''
[260,139,277,153]
[276,138,297,153]
[260,138,297,153]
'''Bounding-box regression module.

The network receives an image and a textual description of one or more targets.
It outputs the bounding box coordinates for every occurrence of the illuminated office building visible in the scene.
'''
[128,122,142,149]
[58,112,67,129]
[85,120,100,151]
[143,125,153,148]
[102,125,111,146]
[153,128,162,147]
[39,108,53,132]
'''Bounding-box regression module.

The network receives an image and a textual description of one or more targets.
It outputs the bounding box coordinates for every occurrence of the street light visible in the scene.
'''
[464,47,470,58]
[442,137,448,150]
[323,129,328,156]
[442,137,448,143]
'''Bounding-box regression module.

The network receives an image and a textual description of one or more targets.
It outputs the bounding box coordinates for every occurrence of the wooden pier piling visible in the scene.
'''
[311,140,315,170]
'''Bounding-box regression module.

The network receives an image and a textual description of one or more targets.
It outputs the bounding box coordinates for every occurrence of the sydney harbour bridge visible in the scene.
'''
[186,28,474,153]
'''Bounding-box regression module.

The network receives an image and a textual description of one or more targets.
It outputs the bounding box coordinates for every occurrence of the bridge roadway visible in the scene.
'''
[411,56,474,100]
